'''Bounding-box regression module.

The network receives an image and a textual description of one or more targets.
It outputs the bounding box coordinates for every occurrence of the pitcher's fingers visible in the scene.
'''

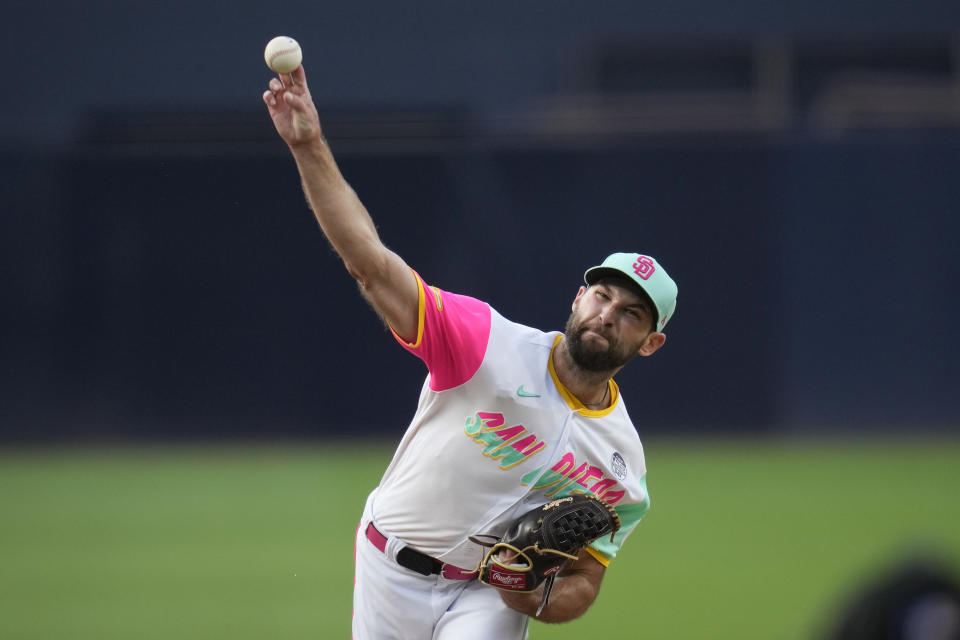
[283,90,308,109]
[268,77,285,94]
[290,64,307,87]
[281,70,304,92]
[263,89,277,107]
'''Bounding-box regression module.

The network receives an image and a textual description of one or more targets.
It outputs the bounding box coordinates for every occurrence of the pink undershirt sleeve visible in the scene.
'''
[391,272,492,391]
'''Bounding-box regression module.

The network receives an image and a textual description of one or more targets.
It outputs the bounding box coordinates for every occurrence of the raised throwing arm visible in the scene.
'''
[262,66,419,341]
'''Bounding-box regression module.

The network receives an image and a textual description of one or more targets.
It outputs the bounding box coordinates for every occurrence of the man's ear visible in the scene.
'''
[572,285,587,311]
[637,332,666,357]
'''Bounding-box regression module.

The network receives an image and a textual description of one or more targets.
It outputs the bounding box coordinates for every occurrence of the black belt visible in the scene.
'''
[365,522,477,580]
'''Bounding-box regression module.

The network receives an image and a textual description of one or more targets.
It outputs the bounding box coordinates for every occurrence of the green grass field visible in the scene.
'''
[2,438,958,639]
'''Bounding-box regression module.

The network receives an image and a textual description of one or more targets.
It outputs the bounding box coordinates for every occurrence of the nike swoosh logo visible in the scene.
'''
[517,385,540,398]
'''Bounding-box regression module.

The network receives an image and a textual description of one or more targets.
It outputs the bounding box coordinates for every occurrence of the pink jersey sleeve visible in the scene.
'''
[391,271,491,391]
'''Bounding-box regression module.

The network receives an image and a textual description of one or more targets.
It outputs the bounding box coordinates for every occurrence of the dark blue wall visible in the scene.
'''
[3,135,958,439]
[2,1,959,439]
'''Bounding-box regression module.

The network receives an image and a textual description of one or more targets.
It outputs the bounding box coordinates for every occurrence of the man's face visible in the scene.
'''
[564,279,659,372]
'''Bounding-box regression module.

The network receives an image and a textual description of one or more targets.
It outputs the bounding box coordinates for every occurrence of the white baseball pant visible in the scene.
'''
[352,494,530,639]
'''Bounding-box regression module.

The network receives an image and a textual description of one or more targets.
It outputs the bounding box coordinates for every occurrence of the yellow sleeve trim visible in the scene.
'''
[389,269,426,348]
[585,545,611,567]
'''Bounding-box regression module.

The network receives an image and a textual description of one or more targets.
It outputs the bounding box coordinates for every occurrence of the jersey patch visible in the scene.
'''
[611,452,628,480]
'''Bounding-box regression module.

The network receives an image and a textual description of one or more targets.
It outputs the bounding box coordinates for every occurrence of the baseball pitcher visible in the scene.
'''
[263,65,678,640]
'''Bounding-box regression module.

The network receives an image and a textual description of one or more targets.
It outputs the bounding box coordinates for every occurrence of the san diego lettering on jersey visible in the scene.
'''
[465,410,627,505]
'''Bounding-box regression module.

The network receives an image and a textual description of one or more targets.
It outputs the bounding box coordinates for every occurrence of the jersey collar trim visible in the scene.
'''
[548,335,620,417]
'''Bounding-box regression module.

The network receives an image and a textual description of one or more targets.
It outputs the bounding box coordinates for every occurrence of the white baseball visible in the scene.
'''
[264,36,302,74]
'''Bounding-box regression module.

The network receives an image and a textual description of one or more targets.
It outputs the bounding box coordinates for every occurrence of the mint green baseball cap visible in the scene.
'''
[584,252,678,331]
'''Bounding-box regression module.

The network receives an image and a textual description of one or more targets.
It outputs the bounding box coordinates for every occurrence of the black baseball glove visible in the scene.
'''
[470,494,621,615]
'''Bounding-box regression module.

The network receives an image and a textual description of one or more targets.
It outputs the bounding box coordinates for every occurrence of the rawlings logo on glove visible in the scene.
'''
[470,494,621,615]
[489,568,526,588]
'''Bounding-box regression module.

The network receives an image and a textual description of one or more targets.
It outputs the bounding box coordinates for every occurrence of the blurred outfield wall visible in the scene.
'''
[2,136,958,439]
[1,1,959,440]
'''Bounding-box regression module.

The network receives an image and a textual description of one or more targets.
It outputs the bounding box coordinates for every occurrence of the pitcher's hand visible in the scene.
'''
[262,65,322,148]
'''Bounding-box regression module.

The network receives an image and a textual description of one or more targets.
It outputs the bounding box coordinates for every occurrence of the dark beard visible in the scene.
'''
[563,316,637,372]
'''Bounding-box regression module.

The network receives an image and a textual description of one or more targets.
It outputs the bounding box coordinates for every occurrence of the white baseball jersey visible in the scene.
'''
[370,272,651,571]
